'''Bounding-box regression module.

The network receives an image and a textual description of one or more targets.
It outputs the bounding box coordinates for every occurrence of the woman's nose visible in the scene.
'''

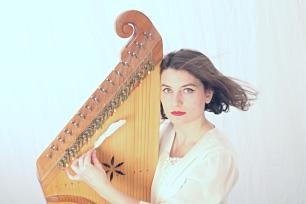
[173,91,183,106]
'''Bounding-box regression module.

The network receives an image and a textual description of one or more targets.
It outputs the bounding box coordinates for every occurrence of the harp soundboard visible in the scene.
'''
[36,10,163,204]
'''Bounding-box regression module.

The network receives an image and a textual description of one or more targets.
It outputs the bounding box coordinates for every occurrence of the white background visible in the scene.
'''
[0,0,305,203]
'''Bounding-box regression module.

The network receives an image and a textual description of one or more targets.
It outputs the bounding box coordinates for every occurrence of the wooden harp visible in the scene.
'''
[36,10,163,204]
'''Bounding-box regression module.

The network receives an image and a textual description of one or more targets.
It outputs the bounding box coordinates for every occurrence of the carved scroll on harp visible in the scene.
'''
[36,10,163,204]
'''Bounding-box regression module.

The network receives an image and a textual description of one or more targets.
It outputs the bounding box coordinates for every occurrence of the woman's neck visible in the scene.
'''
[172,116,214,145]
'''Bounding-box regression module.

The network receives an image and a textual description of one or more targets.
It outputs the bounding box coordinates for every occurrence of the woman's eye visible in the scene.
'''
[183,88,195,93]
[162,88,172,93]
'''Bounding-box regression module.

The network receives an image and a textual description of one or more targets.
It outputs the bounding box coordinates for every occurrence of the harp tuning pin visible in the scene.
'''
[47,152,52,159]
[95,116,102,124]
[137,70,145,79]
[50,144,58,151]
[106,78,115,86]
[58,160,65,168]
[91,95,99,103]
[78,112,86,120]
[82,135,89,143]
[72,143,80,152]
[115,70,123,77]
[76,138,83,147]
[64,128,72,136]
[58,136,65,144]
[61,154,69,164]
[71,145,77,152]
[110,100,119,109]
[71,121,79,128]
[99,87,108,94]
[85,104,93,111]
[128,51,137,58]
[144,31,152,39]
[121,61,129,67]
[136,42,143,48]
[67,148,76,158]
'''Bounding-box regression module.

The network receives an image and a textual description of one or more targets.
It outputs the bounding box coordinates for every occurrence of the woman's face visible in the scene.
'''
[161,69,213,125]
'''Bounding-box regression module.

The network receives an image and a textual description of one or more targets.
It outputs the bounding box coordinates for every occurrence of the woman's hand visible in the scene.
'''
[66,119,126,186]
[64,120,140,204]
[66,149,111,191]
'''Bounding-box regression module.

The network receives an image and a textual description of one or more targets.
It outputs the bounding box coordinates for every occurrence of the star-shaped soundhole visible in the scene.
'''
[102,156,125,182]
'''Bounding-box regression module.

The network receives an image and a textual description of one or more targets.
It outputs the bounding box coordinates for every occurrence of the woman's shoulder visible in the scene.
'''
[184,129,239,180]
[208,128,235,149]
[198,128,238,164]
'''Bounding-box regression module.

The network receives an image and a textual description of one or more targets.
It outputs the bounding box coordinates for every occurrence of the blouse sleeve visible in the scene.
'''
[160,150,239,204]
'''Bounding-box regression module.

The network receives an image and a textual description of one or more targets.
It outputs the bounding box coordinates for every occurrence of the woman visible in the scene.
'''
[67,49,257,204]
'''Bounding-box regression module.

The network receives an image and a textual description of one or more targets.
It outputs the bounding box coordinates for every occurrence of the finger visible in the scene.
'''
[84,149,94,167]
[65,169,80,181]
[71,159,80,173]
[79,154,85,168]
[91,150,99,164]
[91,150,103,170]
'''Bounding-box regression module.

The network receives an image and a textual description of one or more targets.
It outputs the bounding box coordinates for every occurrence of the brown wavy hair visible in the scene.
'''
[160,49,257,119]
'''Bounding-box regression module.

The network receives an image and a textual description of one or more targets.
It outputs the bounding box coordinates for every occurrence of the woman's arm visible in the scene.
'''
[66,149,143,204]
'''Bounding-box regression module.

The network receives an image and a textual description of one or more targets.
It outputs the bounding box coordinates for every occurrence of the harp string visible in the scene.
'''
[56,31,155,168]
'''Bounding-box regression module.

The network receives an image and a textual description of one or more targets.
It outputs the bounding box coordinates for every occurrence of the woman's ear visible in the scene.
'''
[205,89,214,104]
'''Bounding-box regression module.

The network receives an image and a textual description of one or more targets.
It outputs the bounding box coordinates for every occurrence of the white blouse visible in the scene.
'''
[140,120,239,204]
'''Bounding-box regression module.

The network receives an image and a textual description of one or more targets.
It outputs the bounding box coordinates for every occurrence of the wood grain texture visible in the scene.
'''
[37,10,163,204]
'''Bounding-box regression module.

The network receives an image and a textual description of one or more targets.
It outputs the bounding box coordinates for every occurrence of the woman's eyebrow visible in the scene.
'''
[161,83,198,87]
[161,84,170,87]
[181,83,197,88]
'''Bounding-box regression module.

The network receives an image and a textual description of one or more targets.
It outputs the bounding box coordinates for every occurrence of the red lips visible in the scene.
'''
[171,111,186,116]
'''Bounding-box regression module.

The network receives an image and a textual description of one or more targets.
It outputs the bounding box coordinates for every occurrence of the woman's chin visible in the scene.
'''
[168,116,188,125]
